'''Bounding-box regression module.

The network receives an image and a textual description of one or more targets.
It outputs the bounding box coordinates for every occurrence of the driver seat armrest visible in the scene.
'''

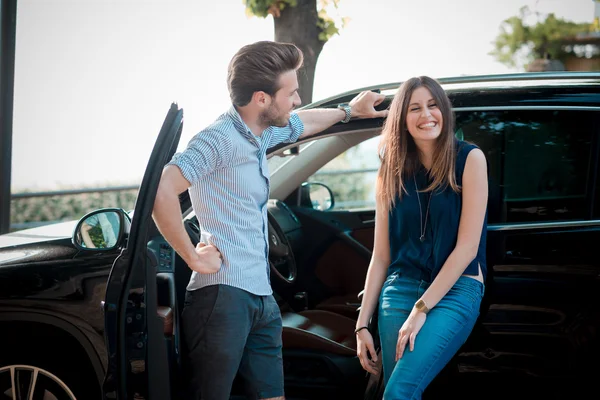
[157,306,173,337]
[281,310,357,356]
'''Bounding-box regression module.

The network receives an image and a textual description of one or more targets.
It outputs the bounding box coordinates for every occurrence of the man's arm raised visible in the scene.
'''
[297,91,388,139]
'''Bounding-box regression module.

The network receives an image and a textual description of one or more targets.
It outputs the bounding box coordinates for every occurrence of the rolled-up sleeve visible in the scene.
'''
[265,113,305,148]
[167,129,232,186]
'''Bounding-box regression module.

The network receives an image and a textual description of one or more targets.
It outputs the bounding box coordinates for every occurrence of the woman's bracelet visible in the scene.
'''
[354,326,369,335]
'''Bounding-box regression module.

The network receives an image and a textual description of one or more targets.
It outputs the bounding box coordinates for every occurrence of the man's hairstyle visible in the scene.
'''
[227,41,303,107]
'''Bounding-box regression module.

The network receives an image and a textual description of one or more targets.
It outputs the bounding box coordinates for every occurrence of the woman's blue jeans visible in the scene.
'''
[377,272,484,400]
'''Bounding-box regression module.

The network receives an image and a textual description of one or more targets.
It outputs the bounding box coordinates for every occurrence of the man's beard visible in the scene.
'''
[259,102,289,128]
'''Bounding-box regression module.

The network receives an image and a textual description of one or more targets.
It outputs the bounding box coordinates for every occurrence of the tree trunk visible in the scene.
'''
[273,0,325,105]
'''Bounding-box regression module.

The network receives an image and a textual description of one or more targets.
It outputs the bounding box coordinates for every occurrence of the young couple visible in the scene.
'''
[153,40,488,400]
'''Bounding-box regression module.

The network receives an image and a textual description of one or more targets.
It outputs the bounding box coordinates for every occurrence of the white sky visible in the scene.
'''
[11,0,596,191]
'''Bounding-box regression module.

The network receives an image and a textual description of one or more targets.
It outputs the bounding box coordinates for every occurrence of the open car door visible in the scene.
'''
[102,103,184,400]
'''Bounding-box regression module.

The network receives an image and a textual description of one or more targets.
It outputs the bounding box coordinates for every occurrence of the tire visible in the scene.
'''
[0,346,100,400]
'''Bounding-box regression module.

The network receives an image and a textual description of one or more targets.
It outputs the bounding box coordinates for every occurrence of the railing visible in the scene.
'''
[312,168,377,176]
[9,167,379,232]
[11,185,139,199]
[9,185,139,232]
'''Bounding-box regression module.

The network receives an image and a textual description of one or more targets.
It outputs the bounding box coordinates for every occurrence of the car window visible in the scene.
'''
[306,136,381,211]
[268,142,312,173]
[456,110,597,224]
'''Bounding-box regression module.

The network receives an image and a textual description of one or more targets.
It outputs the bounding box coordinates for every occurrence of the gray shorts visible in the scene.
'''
[181,284,284,400]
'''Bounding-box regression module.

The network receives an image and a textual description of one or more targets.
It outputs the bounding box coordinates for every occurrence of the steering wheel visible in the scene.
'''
[267,212,297,285]
[184,213,296,284]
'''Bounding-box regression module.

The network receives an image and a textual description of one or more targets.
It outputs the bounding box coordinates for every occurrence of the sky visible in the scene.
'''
[10,0,597,192]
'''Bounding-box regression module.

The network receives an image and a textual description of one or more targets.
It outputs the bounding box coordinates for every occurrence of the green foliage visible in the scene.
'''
[491,6,594,68]
[10,188,138,231]
[245,0,345,42]
[245,0,297,18]
[317,9,339,42]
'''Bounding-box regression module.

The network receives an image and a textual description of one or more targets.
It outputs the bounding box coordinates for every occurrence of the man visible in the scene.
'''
[152,40,387,400]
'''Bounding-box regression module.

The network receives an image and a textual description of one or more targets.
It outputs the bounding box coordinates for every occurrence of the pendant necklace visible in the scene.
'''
[414,174,432,242]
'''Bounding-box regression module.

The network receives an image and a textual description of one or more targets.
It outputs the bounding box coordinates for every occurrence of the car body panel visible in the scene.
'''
[0,220,77,249]
[265,72,600,398]
[0,72,599,399]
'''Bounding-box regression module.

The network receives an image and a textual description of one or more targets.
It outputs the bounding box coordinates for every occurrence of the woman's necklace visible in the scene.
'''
[414,174,432,242]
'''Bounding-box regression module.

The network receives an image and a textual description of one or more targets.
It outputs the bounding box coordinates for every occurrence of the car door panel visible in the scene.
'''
[103,104,183,400]
[456,109,600,384]
[476,222,600,381]
[288,207,374,318]
[330,210,376,251]
[486,223,600,307]
[351,228,375,251]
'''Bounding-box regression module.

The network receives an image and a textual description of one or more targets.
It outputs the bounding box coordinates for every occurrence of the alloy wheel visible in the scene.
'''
[0,365,76,400]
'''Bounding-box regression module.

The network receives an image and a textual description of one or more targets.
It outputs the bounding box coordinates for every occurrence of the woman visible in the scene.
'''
[355,76,488,399]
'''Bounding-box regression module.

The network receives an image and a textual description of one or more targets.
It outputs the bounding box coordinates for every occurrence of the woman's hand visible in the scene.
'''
[395,309,427,361]
[356,328,379,375]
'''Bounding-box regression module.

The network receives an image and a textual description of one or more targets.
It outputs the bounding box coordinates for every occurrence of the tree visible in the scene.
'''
[245,0,347,104]
[490,6,594,71]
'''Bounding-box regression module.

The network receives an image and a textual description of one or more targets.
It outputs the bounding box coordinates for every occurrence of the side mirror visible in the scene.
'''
[72,208,130,251]
[300,182,334,211]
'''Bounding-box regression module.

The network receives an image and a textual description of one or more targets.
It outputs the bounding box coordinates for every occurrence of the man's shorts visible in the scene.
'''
[181,284,284,400]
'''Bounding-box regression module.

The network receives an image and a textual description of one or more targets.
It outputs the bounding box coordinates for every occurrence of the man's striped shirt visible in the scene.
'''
[168,106,304,295]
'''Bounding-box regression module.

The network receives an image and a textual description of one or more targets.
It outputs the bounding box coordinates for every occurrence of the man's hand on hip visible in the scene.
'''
[187,242,222,274]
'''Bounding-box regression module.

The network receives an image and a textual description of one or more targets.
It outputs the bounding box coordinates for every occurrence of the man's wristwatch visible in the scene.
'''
[414,299,430,314]
[337,103,352,123]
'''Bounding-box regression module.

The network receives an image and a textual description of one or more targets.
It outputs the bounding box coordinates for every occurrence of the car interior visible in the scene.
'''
[145,101,600,399]
[143,125,498,399]
[146,129,385,399]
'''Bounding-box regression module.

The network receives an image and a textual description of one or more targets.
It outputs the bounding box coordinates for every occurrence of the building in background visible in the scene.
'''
[528,0,600,71]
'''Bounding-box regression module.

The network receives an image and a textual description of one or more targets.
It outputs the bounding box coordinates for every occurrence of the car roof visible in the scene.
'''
[306,71,600,110]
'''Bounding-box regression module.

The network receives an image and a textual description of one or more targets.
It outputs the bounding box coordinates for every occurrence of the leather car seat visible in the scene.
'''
[281,309,358,355]
[315,293,361,321]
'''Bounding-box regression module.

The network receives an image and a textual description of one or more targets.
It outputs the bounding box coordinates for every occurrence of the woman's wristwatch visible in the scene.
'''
[414,299,430,314]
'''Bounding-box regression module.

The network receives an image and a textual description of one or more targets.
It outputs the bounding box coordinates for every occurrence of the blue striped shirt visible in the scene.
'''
[168,106,304,295]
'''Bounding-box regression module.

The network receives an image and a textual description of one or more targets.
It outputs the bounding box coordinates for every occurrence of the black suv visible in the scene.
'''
[0,72,599,400]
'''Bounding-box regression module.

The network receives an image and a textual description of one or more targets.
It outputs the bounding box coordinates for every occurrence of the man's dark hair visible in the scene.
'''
[227,41,303,107]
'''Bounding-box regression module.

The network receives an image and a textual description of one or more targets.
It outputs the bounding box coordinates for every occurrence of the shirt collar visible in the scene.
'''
[227,105,261,143]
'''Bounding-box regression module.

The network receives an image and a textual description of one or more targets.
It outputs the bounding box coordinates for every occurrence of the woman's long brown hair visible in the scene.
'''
[377,76,459,211]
